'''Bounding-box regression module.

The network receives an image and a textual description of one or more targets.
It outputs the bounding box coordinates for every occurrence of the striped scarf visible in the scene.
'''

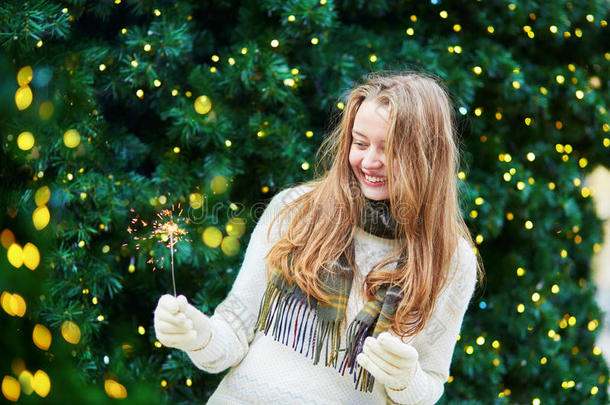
[254,198,404,392]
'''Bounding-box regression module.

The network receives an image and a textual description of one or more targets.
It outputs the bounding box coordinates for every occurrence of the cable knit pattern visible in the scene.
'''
[185,185,478,405]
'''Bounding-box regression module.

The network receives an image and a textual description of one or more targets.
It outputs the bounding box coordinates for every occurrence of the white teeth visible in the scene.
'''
[364,174,387,183]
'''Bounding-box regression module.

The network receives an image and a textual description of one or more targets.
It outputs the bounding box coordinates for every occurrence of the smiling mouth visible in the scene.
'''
[362,173,388,184]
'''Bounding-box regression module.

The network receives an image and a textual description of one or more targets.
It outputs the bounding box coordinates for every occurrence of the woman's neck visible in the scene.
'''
[359,197,395,239]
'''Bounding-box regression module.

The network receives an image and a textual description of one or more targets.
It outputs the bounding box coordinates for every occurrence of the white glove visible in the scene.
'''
[356,331,419,391]
[154,294,212,352]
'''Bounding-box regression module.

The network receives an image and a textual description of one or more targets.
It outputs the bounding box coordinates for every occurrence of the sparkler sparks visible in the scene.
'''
[124,204,190,296]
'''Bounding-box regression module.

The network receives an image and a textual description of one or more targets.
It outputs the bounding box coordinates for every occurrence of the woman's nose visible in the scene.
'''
[362,149,384,168]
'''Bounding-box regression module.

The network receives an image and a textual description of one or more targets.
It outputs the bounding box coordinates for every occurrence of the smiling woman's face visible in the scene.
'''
[348,99,394,201]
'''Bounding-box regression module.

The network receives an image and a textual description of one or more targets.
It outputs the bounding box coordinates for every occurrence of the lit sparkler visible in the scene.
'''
[124,203,190,296]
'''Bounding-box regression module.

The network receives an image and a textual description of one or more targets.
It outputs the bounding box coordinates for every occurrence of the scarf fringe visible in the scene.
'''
[255,284,376,393]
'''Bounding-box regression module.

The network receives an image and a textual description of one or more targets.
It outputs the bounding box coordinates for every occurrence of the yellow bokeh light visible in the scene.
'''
[472,66,482,75]
[301,162,310,170]
[525,220,533,229]
[15,86,33,110]
[2,375,20,402]
[517,303,525,313]
[189,193,204,209]
[138,326,146,335]
[211,175,228,194]
[556,75,565,84]
[61,320,81,344]
[221,236,240,256]
[226,217,246,238]
[63,129,81,148]
[105,379,127,399]
[465,345,473,354]
[492,340,500,349]
[32,370,50,398]
[18,370,34,395]
[33,324,52,350]
[202,227,223,248]
[1,292,15,316]
[35,186,51,206]
[270,39,279,47]
[531,292,540,302]
[17,66,33,86]
[194,95,212,114]
[17,131,35,151]
[476,336,485,345]
[23,242,40,270]
[33,205,51,230]
[405,28,414,36]
[10,294,26,317]
[7,243,24,268]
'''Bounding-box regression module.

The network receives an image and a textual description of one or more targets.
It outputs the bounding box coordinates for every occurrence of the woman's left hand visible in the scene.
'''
[356,331,419,391]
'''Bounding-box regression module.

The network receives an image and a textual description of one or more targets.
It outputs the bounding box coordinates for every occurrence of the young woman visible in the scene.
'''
[154,72,483,404]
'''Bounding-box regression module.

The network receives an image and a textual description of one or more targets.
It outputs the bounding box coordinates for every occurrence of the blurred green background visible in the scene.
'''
[0,0,608,403]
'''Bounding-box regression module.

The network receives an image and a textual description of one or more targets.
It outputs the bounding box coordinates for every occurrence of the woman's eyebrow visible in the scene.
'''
[352,130,385,144]
[352,130,368,138]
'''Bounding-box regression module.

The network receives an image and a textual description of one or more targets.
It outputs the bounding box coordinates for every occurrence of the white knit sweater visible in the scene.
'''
[186,185,478,405]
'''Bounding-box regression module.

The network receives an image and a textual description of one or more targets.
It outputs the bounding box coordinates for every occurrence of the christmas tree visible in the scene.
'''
[1,0,608,403]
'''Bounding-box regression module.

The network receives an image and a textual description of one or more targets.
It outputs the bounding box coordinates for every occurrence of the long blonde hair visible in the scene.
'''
[266,71,483,337]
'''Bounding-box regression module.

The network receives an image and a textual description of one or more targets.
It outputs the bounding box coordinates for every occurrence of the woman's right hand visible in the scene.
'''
[153,294,212,352]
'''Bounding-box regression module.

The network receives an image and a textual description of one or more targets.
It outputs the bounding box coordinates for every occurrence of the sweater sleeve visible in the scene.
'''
[186,186,308,373]
[386,238,479,405]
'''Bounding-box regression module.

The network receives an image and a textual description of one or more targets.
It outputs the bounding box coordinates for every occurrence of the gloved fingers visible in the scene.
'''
[356,353,391,384]
[155,320,192,335]
[157,329,197,346]
[176,295,189,311]
[377,332,419,362]
[158,294,180,314]
[364,336,408,369]
[362,341,402,376]
[155,310,193,329]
